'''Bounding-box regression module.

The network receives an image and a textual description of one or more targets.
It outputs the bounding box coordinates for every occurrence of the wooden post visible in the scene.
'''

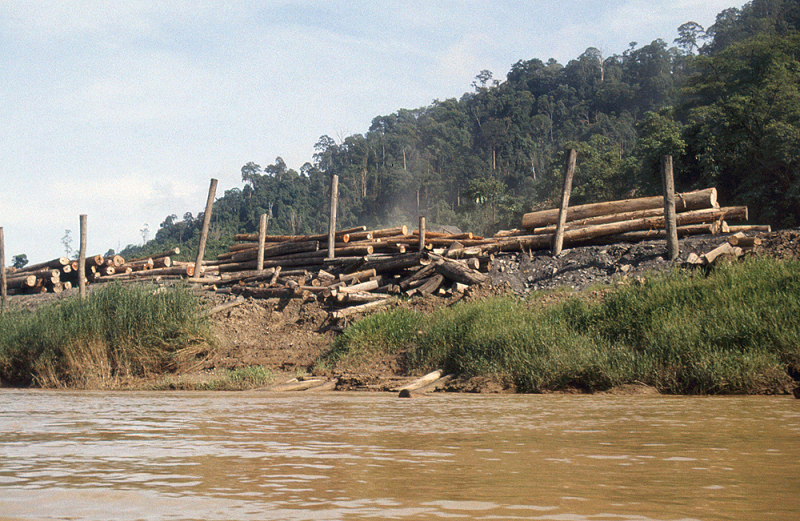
[79,214,87,299]
[0,227,7,306]
[194,178,218,278]
[419,216,426,252]
[257,213,267,272]
[327,174,339,259]
[661,155,679,261]
[552,148,577,256]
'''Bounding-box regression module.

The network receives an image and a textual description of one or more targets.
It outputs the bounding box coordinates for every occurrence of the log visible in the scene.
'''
[7,268,59,282]
[185,276,223,284]
[416,274,445,295]
[6,274,37,289]
[103,255,125,267]
[266,378,330,392]
[394,370,444,392]
[230,286,303,299]
[79,215,87,299]
[152,256,172,268]
[0,227,5,304]
[230,240,319,262]
[194,178,218,277]
[216,268,277,286]
[702,243,743,265]
[398,263,438,291]
[522,187,718,229]
[231,226,365,243]
[335,290,389,304]
[120,258,154,272]
[553,148,577,256]
[662,155,679,260]
[328,174,339,258]
[433,258,488,286]
[727,225,771,233]
[126,265,195,277]
[257,213,268,271]
[370,226,408,238]
[335,279,381,294]
[357,252,428,274]
[573,224,718,246]
[419,216,426,252]
[728,234,762,248]
[316,269,336,284]
[555,207,743,247]
[330,297,396,319]
[202,296,246,317]
[339,269,377,284]
[16,257,70,273]
[344,230,374,242]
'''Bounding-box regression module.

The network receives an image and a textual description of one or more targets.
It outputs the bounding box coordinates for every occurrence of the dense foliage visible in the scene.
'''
[123,0,800,261]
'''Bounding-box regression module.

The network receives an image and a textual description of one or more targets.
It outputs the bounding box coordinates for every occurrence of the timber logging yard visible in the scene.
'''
[1,181,800,396]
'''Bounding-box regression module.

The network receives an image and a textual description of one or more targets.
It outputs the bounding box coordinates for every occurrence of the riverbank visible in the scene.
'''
[2,231,800,394]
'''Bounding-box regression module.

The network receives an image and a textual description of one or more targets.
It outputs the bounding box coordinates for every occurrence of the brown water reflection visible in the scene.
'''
[0,390,798,520]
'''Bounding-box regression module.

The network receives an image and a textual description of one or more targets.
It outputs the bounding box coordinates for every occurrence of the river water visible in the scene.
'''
[0,390,797,521]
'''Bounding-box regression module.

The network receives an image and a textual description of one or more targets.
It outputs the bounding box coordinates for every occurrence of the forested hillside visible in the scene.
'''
[122,0,799,261]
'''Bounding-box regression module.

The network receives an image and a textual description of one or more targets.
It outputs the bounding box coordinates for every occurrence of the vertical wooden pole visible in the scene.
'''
[194,178,218,278]
[79,214,87,300]
[662,155,679,261]
[327,174,339,260]
[0,227,7,306]
[552,148,577,256]
[257,213,268,272]
[418,216,426,252]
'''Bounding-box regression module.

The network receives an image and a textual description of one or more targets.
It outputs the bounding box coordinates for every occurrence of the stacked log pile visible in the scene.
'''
[492,187,761,251]
[2,186,770,309]
[2,247,193,295]
[194,186,773,319]
[202,225,497,319]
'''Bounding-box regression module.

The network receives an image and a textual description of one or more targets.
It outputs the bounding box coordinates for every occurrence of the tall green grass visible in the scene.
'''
[0,283,214,388]
[322,257,800,394]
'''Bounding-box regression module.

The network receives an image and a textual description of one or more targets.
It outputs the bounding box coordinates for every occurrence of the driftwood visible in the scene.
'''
[394,369,445,392]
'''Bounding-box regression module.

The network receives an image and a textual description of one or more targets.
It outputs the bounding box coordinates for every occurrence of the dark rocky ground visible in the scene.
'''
[488,230,797,295]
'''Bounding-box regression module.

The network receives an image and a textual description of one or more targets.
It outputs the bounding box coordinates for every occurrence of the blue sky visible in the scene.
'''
[2,0,738,264]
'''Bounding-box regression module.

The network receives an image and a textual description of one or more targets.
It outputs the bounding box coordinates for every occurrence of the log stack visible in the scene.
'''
[2,186,769,308]
[2,247,192,294]
[492,187,766,252]
[197,185,770,319]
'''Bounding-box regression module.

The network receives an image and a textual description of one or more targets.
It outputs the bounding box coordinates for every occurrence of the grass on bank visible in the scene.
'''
[323,256,800,394]
[0,283,215,389]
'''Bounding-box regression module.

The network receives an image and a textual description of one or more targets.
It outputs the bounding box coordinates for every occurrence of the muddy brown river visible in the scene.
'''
[0,390,798,520]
